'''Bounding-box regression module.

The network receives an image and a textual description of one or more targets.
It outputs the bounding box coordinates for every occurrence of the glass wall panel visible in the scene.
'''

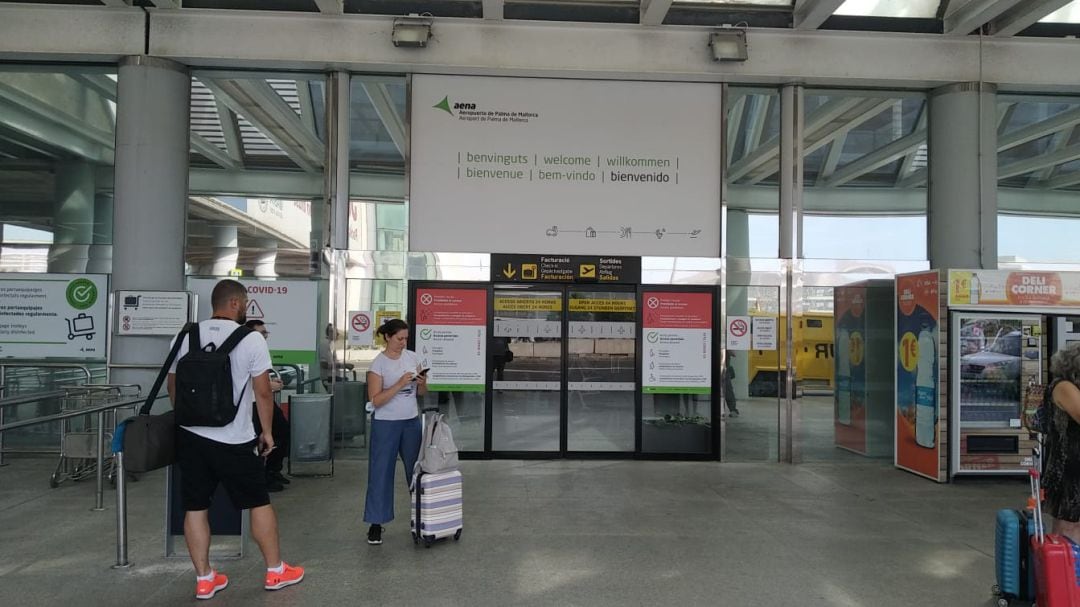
[726,86,782,461]
[798,90,929,462]
[0,67,117,274]
[997,96,1080,267]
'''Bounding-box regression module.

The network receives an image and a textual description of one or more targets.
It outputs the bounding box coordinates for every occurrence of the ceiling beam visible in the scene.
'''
[726,94,746,163]
[216,102,244,164]
[819,135,847,183]
[0,82,114,164]
[793,0,845,30]
[1043,164,1080,189]
[190,132,241,171]
[999,141,1080,179]
[897,168,927,188]
[820,129,927,187]
[944,0,1024,36]
[999,105,1080,151]
[202,78,324,173]
[360,82,406,158]
[639,0,674,26]
[1034,126,1076,182]
[991,0,1073,36]
[68,73,117,102]
[483,0,505,20]
[313,0,343,14]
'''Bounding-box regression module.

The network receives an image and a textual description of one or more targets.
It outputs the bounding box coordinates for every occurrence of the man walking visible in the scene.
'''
[167,279,304,600]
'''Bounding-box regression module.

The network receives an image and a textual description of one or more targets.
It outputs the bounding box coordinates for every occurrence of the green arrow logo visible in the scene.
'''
[434,96,453,115]
[66,279,98,310]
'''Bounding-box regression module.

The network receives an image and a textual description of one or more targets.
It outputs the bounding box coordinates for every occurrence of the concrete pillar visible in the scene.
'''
[253,238,278,279]
[208,224,239,277]
[928,82,998,270]
[48,161,95,273]
[726,208,750,399]
[110,56,191,397]
[85,192,113,274]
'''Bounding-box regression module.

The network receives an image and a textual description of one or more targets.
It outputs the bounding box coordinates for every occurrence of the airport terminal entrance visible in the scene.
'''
[408,257,720,460]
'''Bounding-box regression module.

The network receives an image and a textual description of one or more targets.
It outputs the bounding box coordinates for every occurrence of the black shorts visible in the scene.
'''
[176,429,270,511]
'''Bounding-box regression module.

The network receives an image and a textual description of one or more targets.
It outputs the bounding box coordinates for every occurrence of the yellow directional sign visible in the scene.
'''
[502,263,517,279]
[521,263,538,280]
[579,264,596,278]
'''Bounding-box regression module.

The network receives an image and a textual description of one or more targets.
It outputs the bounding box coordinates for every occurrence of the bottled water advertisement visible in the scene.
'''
[895,271,941,481]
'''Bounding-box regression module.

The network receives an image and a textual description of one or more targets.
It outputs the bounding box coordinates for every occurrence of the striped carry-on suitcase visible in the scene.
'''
[410,408,462,548]
[411,469,463,548]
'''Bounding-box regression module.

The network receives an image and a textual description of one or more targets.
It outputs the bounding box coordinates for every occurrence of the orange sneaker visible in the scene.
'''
[264,562,304,591]
[195,571,228,600]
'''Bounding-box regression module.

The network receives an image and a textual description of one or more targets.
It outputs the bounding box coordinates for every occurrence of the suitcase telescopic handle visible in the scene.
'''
[1031,446,1045,542]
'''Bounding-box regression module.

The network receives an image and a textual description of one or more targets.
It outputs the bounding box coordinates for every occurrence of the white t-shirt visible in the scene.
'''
[169,319,273,445]
[368,350,421,421]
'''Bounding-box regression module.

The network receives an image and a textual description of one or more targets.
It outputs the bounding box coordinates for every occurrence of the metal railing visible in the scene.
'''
[0,387,160,568]
[0,364,100,466]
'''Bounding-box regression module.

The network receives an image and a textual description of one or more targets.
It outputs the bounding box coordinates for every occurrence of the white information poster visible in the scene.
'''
[347,310,374,346]
[642,291,712,394]
[188,279,318,366]
[751,316,778,350]
[411,74,722,257]
[414,288,487,392]
[726,315,752,351]
[0,273,108,359]
[116,291,190,336]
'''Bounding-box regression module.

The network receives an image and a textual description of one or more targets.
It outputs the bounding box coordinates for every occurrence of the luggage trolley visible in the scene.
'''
[50,384,140,489]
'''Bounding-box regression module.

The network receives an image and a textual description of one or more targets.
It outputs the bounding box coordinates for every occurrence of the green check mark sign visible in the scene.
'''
[646,332,659,343]
[420,329,433,340]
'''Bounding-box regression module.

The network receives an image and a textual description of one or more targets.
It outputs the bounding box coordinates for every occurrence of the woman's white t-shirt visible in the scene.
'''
[369,350,421,421]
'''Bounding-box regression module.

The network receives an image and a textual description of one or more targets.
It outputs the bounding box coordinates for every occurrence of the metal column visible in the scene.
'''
[779,84,804,464]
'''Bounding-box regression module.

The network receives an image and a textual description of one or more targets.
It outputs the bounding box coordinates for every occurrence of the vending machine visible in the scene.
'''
[949,312,1042,476]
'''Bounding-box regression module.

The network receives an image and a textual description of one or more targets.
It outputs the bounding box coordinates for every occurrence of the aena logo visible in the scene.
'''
[433,96,476,116]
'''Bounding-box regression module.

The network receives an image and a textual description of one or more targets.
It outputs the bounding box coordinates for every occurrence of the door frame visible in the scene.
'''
[408,280,722,460]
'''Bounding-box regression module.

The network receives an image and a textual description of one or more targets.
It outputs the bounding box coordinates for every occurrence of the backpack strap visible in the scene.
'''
[139,322,198,416]
[217,325,254,356]
[187,322,203,352]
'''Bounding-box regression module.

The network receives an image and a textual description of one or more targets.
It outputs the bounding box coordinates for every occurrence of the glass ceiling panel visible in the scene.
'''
[671,1,793,5]
[835,0,941,18]
[1042,0,1080,23]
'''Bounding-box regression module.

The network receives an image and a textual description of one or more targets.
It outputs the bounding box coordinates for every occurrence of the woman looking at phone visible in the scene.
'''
[363,318,427,545]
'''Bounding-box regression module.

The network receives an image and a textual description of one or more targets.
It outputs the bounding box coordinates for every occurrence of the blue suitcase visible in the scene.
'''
[995,508,1036,605]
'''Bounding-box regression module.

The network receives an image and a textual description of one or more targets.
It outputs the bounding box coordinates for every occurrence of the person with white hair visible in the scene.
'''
[1045,341,1080,543]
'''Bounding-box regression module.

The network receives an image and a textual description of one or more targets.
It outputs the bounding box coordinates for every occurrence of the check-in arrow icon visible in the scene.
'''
[502,263,517,279]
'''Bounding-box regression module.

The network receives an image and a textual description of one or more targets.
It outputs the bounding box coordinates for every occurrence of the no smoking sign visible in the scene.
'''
[348,310,374,346]
[726,315,752,351]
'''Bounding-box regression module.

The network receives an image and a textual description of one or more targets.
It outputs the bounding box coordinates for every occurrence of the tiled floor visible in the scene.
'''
[0,454,1027,606]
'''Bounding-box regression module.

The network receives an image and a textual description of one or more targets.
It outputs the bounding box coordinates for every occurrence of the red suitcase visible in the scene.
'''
[1029,464,1080,607]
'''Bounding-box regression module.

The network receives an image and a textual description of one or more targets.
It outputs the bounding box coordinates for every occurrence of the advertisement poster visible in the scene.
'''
[189,279,318,366]
[410,74,722,257]
[347,310,373,346]
[642,292,712,394]
[116,291,190,336]
[949,269,1080,308]
[895,271,941,480]
[415,288,487,392]
[835,285,868,454]
[0,273,108,360]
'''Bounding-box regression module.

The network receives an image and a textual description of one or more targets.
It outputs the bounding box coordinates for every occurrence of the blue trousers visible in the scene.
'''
[363,417,421,525]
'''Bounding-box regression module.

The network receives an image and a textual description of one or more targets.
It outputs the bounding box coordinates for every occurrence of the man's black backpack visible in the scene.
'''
[174,324,254,427]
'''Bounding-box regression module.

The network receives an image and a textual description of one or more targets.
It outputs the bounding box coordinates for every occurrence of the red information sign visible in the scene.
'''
[642,292,712,329]
[415,288,487,326]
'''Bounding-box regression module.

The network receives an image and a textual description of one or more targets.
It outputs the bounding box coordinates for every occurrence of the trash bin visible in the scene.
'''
[332,381,367,447]
[288,393,333,477]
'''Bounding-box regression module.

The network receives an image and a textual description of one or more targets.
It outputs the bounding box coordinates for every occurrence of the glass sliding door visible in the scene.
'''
[491,288,563,452]
[567,287,637,453]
